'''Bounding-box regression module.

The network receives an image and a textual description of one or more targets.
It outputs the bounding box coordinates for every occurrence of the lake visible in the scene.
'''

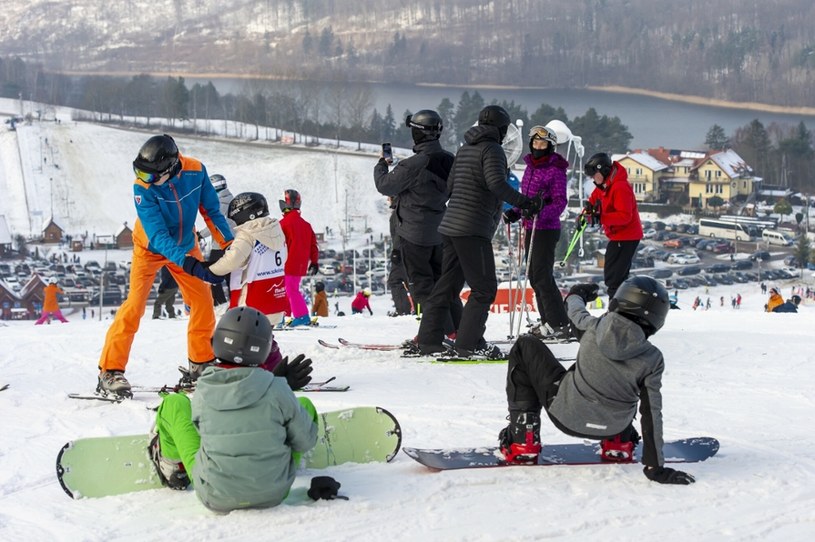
[188,78,815,150]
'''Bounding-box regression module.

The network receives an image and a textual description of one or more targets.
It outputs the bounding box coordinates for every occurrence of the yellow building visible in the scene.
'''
[612,153,669,202]
[689,150,757,209]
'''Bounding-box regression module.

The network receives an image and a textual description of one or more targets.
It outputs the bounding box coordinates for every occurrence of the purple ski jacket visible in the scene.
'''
[516,152,569,231]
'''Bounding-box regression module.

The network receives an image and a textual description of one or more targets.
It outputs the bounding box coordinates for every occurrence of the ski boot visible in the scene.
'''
[600,434,638,462]
[148,427,190,490]
[531,323,574,343]
[178,360,214,388]
[289,315,312,327]
[96,370,133,399]
[499,411,542,463]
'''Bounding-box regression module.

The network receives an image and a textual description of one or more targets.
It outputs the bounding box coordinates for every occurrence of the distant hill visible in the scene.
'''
[1,0,814,108]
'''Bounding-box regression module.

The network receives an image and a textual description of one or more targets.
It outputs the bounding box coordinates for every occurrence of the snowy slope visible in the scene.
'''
[1,98,815,541]
[0,98,390,239]
[0,292,814,541]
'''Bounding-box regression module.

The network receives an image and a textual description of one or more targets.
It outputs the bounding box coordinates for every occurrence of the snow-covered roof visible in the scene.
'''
[0,215,11,244]
[705,149,753,178]
[612,152,669,172]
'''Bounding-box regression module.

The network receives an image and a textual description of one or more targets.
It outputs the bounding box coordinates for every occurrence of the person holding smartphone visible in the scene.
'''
[374,110,460,342]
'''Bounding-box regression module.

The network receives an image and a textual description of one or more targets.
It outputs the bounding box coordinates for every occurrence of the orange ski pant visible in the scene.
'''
[98,244,215,373]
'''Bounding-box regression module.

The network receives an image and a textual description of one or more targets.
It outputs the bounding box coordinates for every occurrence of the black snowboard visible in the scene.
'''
[403,437,718,470]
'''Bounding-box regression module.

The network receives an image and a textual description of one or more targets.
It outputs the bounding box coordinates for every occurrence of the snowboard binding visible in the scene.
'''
[600,435,636,462]
[499,411,542,464]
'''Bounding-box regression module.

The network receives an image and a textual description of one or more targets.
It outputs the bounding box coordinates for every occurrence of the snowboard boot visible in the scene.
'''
[454,341,504,360]
[148,429,190,490]
[97,370,132,399]
[532,323,574,342]
[499,411,542,463]
[600,428,640,462]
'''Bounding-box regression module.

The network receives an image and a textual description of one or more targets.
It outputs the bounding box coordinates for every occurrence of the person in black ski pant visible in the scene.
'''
[152,266,179,319]
[415,105,544,359]
[375,110,461,337]
[499,276,695,485]
[385,198,413,316]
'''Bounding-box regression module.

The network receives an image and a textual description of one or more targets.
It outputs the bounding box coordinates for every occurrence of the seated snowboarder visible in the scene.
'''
[499,276,696,485]
[149,306,317,512]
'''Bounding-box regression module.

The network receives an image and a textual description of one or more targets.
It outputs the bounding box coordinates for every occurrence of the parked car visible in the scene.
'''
[677,265,702,276]
[642,229,657,239]
[650,268,673,279]
[663,239,682,249]
[706,263,731,274]
[750,250,771,261]
[711,242,732,254]
[730,260,753,270]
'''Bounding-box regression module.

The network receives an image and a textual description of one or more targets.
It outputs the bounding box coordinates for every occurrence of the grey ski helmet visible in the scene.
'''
[209,174,227,192]
[212,306,273,366]
[608,276,670,336]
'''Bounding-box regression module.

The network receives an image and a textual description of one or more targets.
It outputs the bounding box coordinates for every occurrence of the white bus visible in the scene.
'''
[698,218,754,241]
[718,215,778,235]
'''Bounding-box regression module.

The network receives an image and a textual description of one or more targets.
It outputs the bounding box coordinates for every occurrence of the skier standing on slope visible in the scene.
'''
[97,134,233,398]
[278,189,319,327]
[499,276,695,485]
[35,278,69,324]
[582,152,643,300]
[503,124,570,341]
[374,110,460,334]
[149,306,316,512]
[198,174,236,309]
[415,105,544,359]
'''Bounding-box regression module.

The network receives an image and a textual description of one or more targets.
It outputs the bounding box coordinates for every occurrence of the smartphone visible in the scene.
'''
[381,142,393,164]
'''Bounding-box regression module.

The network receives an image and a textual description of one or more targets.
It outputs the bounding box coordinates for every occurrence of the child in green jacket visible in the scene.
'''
[149,306,316,512]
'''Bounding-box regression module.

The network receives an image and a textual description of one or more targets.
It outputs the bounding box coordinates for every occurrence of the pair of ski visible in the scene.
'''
[318,338,576,364]
[68,377,349,403]
[318,338,507,363]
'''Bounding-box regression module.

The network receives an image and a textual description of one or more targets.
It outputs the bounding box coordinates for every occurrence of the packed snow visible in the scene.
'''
[1,100,814,541]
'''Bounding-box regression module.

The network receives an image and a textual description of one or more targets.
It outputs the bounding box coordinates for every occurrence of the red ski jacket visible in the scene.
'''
[587,162,643,242]
[280,210,318,276]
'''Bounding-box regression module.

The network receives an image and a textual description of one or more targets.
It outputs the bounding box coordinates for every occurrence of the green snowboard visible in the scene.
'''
[56,406,401,499]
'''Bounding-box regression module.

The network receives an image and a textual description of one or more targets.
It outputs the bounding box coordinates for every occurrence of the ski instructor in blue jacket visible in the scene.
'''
[97,134,234,399]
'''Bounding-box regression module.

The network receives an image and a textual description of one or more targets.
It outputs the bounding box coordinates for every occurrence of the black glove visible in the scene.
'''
[182,256,224,284]
[368,307,373,316]
[643,466,696,485]
[272,353,313,390]
[307,476,348,500]
[308,263,319,276]
[567,283,599,303]
[390,250,401,265]
[581,201,601,226]
[520,195,545,218]
[503,208,521,224]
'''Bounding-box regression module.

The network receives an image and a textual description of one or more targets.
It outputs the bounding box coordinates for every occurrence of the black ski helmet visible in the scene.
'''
[315,281,325,293]
[584,152,613,179]
[608,276,670,337]
[212,306,273,366]
[279,189,302,212]
[228,192,269,225]
[406,109,443,142]
[133,134,180,180]
[478,105,511,128]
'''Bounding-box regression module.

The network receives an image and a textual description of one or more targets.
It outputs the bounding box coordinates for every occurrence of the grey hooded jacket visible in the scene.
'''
[191,366,317,512]
[549,296,666,466]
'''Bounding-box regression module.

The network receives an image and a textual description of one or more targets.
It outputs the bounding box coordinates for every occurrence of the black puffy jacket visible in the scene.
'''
[374,140,454,247]
[439,125,529,239]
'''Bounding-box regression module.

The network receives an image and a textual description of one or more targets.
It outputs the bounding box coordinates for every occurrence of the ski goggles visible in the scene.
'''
[133,161,176,184]
[528,125,557,144]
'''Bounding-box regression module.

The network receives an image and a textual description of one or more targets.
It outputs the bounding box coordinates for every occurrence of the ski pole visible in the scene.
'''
[514,213,539,339]
[505,222,517,336]
[556,219,588,268]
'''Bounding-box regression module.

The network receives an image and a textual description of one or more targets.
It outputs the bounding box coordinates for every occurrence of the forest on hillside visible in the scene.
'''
[1,0,814,107]
[2,56,812,194]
